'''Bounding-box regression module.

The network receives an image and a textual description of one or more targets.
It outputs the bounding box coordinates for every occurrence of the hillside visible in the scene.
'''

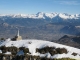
[55,35,80,49]
[0,39,80,60]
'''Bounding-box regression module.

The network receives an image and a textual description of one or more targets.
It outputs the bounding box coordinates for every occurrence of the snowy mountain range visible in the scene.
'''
[0,12,80,19]
[0,12,80,46]
[0,39,80,60]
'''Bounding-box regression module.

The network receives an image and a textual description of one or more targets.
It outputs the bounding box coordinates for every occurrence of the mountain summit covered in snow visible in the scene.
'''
[0,39,80,60]
[0,12,80,19]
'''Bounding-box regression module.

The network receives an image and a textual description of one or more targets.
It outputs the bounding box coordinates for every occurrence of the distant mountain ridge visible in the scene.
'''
[55,35,80,49]
[0,12,80,41]
[0,12,80,19]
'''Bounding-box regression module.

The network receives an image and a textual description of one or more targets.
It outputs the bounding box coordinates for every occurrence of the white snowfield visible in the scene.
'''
[0,39,80,60]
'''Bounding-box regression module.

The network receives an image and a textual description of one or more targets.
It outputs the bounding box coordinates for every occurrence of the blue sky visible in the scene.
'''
[0,0,80,14]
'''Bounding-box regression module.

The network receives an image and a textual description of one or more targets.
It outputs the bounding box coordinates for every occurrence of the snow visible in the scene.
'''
[0,50,2,53]
[4,51,11,55]
[59,13,69,19]
[0,39,80,60]
[0,12,80,19]
[76,26,80,28]
[36,12,45,19]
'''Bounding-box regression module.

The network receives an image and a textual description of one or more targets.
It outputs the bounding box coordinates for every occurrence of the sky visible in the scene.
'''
[0,0,80,14]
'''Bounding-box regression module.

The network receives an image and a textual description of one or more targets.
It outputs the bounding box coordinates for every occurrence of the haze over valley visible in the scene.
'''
[0,12,80,40]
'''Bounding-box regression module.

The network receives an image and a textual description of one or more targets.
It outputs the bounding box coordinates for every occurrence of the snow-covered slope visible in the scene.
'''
[0,39,80,60]
[0,12,80,19]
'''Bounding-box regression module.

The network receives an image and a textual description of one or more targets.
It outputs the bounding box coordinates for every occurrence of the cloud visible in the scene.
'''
[60,1,80,5]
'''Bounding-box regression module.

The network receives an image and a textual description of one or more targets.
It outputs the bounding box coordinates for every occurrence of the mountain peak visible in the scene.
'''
[0,12,80,19]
